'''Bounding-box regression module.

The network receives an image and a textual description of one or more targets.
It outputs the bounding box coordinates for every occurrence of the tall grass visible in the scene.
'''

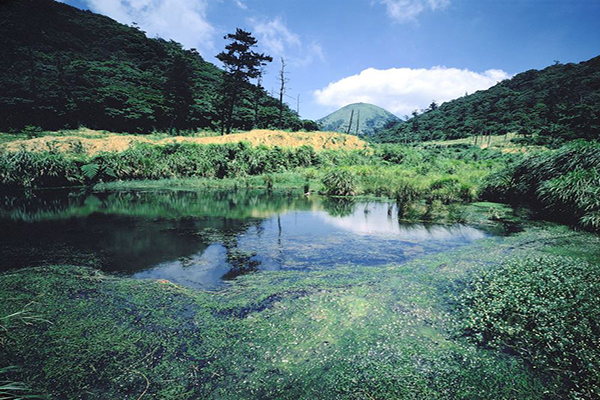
[322,169,357,196]
[0,141,512,207]
[481,140,600,231]
[1,306,46,399]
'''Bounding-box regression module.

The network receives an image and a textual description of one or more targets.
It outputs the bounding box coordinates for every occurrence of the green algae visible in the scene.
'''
[2,221,595,398]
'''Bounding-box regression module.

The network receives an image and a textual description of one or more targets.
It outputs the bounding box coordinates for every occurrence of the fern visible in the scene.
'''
[81,163,100,179]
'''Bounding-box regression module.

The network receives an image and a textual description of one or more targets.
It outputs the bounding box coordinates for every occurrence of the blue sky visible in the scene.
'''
[59,0,600,120]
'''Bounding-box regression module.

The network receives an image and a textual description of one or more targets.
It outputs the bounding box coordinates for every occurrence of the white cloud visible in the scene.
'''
[377,0,450,23]
[78,0,216,56]
[313,66,511,116]
[249,17,325,67]
[234,0,248,10]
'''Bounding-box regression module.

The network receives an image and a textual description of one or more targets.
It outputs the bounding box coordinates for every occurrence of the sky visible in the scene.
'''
[58,0,600,120]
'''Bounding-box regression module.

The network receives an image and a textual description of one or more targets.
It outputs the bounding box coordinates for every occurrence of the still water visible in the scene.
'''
[0,190,491,289]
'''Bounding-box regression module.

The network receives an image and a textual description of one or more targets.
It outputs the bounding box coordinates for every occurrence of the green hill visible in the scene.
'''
[374,56,600,145]
[317,103,401,136]
[0,0,304,133]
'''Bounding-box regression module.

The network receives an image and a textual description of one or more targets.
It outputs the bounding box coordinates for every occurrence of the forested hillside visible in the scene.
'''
[374,56,600,144]
[0,0,305,133]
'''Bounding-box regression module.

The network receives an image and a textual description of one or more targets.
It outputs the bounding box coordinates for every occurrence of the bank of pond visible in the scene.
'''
[0,139,598,232]
[1,187,600,399]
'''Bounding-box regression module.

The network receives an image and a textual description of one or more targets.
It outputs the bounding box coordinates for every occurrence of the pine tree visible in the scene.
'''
[216,29,272,134]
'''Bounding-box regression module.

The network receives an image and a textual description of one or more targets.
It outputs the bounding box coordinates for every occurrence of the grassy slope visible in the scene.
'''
[0,129,367,156]
[2,215,599,398]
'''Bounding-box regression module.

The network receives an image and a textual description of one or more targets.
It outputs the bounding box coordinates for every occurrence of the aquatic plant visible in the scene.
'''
[321,169,358,196]
[1,306,46,400]
[458,255,600,398]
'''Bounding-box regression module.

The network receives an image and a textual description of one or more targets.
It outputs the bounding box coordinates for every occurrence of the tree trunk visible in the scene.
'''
[347,110,354,135]
[277,58,287,130]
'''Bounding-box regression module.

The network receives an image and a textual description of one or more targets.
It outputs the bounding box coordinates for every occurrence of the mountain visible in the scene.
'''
[0,0,304,133]
[373,56,600,144]
[317,103,401,136]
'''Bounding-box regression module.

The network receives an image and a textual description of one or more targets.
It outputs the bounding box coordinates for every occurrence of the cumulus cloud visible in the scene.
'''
[249,17,325,67]
[377,0,450,23]
[314,66,511,116]
[76,0,216,56]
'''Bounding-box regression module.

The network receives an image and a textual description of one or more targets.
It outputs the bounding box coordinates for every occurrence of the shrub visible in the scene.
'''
[322,169,357,196]
[394,180,421,204]
[22,125,43,138]
[481,140,600,231]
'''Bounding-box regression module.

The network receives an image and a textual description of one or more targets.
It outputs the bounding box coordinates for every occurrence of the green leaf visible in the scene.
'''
[81,163,100,179]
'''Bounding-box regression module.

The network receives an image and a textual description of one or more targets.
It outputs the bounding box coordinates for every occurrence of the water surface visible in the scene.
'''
[0,190,491,289]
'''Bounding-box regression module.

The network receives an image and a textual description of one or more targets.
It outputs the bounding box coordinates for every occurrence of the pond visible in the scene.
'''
[0,189,493,289]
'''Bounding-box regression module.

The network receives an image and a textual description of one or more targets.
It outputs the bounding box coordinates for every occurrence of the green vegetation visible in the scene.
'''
[216,29,273,135]
[317,102,401,136]
[1,2,599,398]
[2,222,599,398]
[375,56,600,145]
[458,255,600,398]
[1,307,44,399]
[0,141,514,204]
[482,140,600,231]
[0,0,306,133]
[322,169,358,196]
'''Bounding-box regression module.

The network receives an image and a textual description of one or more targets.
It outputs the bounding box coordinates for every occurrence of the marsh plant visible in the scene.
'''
[321,169,358,196]
[1,306,46,400]
[482,140,600,231]
[459,255,600,398]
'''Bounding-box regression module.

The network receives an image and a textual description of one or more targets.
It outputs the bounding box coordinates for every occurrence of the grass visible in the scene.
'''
[1,307,46,400]
[1,130,598,397]
[0,138,515,212]
[1,220,599,398]
[0,129,367,156]
[427,132,547,153]
[94,171,321,193]
[482,140,600,231]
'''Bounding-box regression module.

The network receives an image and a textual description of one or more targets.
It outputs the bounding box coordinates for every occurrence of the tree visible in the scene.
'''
[346,109,354,135]
[277,57,289,129]
[164,50,195,134]
[427,100,438,112]
[216,29,272,134]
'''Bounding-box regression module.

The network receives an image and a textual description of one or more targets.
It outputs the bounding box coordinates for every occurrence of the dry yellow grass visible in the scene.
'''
[0,129,367,156]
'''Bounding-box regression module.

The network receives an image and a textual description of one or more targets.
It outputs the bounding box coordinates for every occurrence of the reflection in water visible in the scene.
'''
[0,189,494,289]
[133,244,232,289]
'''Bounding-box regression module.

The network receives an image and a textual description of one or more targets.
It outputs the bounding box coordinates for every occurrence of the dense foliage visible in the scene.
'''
[481,140,600,231]
[0,142,323,188]
[0,0,305,133]
[459,255,600,398]
[375,57,600,144]
[322,169,358,196]
[0,142,513,200]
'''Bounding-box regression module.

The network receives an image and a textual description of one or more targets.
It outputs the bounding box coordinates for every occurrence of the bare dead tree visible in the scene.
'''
[347,109,354,135]
[355,110,360,135]
[277,57,289,129]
